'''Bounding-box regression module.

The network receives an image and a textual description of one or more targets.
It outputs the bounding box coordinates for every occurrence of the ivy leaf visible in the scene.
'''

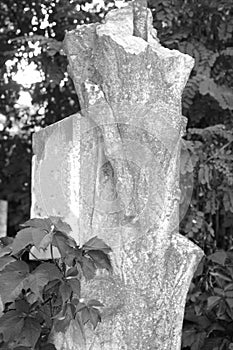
[0,255,15,271]
[38,232,54,251]
[51,315,70,335]
[24,263,62,301]
[50,217,72,235]
[83,236,112,254]
[30,229,50,251]
[66,266,78,277]
[81,256,96,280]
[25,270,51,301]
[89,307,101,329]
[199,78,233,111]
[79,305,101,329]
[64,253,76,267]
[0,237,13,247]
[0,310,24,343]
[52,231,75,258]
[12,227,47,254]
[50,303,76,335]
[213,287,224,297]
[74,248,83,262]
[193,258,204,278]
[66,319,86,347]
[15,300,30,314]
[59,281,72,303]
[0,261,29,304]
[182,329,197,347]
[43,279,61,294]
[207,322,225,336]
[0,245,12,258]
[3,260,29,274]
[225,290,233,298]
[81,306,90,324]
[217,299,227,319]
[207,296,221,310]
[86,250,112,272]
[224,283,233,291]
[0,237,13,258]
[32,262,62,282]
[68,278,80,298]
[67,302,76,319]
[20,218,52,231]
[190,331,206,350]
[16,317,41,348]
[76,302,86,312]
[208,251,227,266]
[226,298,233,309]
[202,338,223,350]
[75,312,86,342]
[53,303,68,322]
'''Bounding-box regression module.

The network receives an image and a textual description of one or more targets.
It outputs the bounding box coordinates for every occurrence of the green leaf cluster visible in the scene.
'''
[0,217,112,350]
[180,124,233,253]
[180,123,233,349]
[183,251,233,350]
[148,0,233,115]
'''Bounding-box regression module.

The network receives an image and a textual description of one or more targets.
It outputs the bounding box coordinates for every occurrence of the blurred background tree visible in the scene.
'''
[0,0,108,235]
[0,0,233,348]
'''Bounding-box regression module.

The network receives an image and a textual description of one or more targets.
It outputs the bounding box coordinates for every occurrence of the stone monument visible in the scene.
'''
[31,3,204,349]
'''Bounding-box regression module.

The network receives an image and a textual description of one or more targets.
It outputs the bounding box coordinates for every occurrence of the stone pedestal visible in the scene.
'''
[31,4,203,349]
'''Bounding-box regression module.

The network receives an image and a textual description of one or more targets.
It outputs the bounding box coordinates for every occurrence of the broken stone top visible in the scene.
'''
[64,3,194,112]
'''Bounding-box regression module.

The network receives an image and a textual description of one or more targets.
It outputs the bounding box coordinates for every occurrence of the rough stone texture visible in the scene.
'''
[31,3,204,349]
[133,0,148,41]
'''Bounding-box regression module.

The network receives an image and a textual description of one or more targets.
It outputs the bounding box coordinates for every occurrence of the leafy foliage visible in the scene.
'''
[199,78,233,111]
[182,251,233,350]
[0,217,112,350]
[148,0,233,125]
[180,124,233,253]
[180,122,233,349]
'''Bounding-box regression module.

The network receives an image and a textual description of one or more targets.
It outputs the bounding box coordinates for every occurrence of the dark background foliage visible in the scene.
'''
[0,0,233,349]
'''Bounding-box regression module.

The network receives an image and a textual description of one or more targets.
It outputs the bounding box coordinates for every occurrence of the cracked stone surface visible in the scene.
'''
[31,3,204,349]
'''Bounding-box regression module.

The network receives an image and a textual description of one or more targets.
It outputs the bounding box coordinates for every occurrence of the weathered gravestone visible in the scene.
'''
[31,3,204,349]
